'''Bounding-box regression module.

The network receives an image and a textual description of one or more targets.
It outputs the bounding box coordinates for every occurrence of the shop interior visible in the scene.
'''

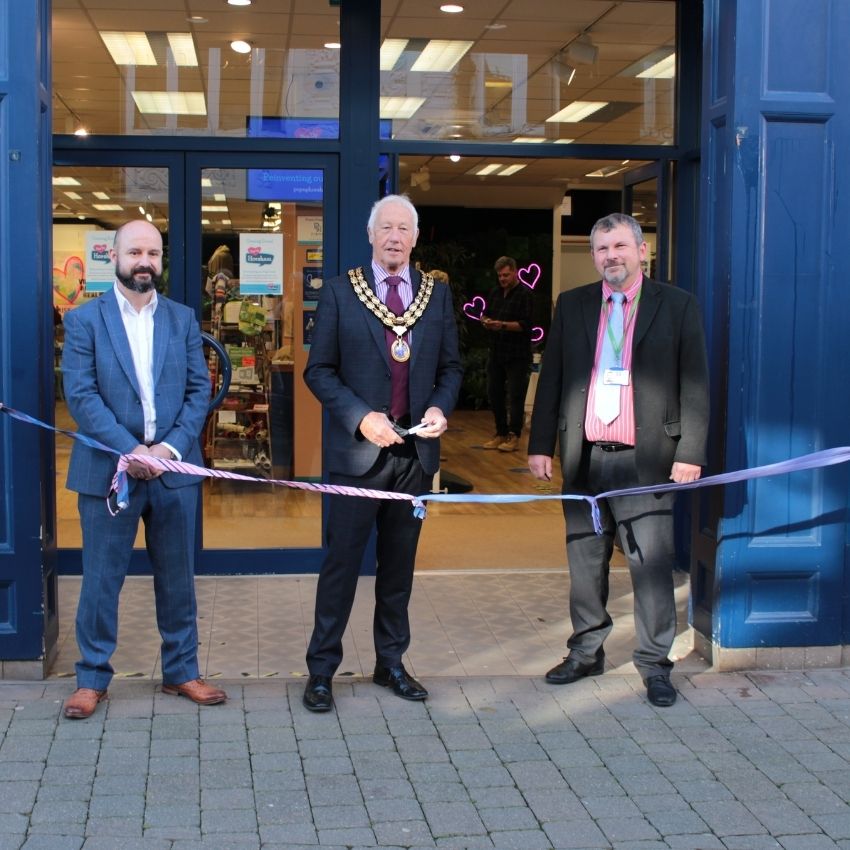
[50,0,673,570]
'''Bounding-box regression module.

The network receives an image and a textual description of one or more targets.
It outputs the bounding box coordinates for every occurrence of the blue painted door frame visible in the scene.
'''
[0,0,57,664]
[694,0,850,651]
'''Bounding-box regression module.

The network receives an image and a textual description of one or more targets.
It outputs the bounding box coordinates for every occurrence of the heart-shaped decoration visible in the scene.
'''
[531,326,545,344]
[53,255,85,305]
[463,295,486,321]
[518,262,541,289]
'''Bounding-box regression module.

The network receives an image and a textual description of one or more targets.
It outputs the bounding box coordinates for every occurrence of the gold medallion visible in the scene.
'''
[391,336,411,362]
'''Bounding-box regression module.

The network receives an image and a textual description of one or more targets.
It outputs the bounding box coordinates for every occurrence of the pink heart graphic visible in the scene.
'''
[248,246,261,255]
[463,296,486,321]
[531,326,545,344]
[53,255,85,305]
[518,263,541,289]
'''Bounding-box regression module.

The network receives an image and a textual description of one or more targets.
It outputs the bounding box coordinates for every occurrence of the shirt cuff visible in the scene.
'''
[160,441,181,461]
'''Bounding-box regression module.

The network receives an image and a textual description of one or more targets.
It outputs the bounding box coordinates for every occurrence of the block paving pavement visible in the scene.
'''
[4,669,850,849]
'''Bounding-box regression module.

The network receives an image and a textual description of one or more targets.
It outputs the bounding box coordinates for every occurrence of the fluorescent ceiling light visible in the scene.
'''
[132,91,207,115]
[637,53,675,79]
[380,39,408,70]
[64,191,82,200]
[214,193,226,202]
[93,203,124,210]
[546,101,607,122]
[555,138,575,144]
[201,219,211,225]
[379,96,426,119]
[324,42,341,49]
[202,205,228,212]
[93,191,110,200]
[497,164,526,176]
[585,165,628,178]
[167,33,199,67]
[473,163,503,176]
[411,40,473,73]
[52,176,81,186]
[512,137,545,143]
[222,219,232,225]
[201,178,212,188]
[100,31,156,66]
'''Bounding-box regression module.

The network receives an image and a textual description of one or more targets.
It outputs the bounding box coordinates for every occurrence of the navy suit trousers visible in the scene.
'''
[307,447,429,676]
[75,480,200,690]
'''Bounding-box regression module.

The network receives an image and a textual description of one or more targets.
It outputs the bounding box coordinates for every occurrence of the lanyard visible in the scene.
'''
[602,288,641,364]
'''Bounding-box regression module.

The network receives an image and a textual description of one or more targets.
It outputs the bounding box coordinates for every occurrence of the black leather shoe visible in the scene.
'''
[373,664,428,701]
[646,675,677,707]
[302,675,333,712]
[545,654,605,684]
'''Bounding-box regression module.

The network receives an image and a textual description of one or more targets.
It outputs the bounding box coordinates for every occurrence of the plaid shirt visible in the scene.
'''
[485,283,533,363]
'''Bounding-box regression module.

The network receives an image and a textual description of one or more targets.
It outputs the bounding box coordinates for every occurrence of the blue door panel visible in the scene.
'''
[708,0,850,649]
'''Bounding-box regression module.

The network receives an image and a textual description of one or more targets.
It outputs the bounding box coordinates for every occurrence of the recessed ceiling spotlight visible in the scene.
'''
[449,154,461,162]
[230,40,251,54]
[227,0,251,5]
[484,23,506,30]
[324,42,341,49]
[74,126,89,136]
[440,4,464,12]
[187,16,208,24]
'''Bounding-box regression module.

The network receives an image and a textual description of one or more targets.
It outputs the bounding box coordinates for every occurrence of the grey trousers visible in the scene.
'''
[561,443,676,680]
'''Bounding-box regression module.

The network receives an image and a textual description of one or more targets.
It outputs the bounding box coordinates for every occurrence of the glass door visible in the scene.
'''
[52,152,185,570]
[623,161,671,282]
[186,153,338,573]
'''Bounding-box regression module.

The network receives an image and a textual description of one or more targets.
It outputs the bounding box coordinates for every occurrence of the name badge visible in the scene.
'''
[603,368,630,386]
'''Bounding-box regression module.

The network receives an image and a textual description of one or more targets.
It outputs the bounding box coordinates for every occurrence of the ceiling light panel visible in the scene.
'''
[132,91,207,115]
[379,96,426,119]
[100,31,156,66]
[166,33,199,67]
[497,164,526,176]
[546,101,608,123]
[411,40,473,73]
[473,163,503,176]
[637,53,676,79]
[380,39,408,71]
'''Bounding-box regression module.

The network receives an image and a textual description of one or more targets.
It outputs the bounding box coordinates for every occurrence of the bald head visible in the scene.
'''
[111,220,164,295]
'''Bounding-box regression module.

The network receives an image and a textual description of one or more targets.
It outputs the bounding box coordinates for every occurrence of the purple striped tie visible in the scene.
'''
[384,276,410,421]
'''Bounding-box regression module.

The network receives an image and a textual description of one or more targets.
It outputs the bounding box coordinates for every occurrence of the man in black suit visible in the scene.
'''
[302,194,463,712]
[528,213,709,707]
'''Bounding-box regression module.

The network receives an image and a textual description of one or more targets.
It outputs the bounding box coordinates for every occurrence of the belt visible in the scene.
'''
[592,441,634,452]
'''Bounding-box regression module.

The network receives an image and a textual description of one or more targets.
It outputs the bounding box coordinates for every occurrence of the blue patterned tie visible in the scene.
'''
[594,291,625,424]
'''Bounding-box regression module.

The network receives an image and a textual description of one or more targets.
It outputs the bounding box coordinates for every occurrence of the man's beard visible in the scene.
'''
[117,265,161,293]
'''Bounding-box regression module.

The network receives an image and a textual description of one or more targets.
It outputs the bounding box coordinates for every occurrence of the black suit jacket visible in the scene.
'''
[304,266,463,477]
[528,278,709,487]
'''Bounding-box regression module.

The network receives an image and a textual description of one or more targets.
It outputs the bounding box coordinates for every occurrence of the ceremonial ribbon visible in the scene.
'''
[3,402,849,534]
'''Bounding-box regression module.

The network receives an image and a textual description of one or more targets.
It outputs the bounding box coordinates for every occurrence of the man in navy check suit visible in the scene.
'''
[302,195,463,712]
[61,220,226,718]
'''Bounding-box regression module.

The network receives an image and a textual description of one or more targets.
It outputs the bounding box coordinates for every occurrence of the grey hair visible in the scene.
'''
[494,256,517,272]
[590,213,644,250]
[367,194,419,234]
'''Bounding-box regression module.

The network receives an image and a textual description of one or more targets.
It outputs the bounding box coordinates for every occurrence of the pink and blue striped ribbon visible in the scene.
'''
[4,402,850,534]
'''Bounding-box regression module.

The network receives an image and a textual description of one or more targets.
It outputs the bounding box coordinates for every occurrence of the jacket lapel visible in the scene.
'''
[100,288,141,395]
[151,297,169,386]
[408,267,424,371]
[363,266,391,367]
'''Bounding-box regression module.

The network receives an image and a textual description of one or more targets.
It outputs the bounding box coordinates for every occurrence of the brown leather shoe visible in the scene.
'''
[64,688,107,719]
[161,678,227,705]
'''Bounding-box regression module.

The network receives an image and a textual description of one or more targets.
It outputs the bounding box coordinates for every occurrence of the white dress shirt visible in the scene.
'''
[114,284,180,459]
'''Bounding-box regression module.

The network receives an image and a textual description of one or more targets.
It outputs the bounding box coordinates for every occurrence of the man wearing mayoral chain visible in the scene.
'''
[302,194,463,713]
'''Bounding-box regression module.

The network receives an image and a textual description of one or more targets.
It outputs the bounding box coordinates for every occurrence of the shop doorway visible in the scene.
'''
[53,151,338,575]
